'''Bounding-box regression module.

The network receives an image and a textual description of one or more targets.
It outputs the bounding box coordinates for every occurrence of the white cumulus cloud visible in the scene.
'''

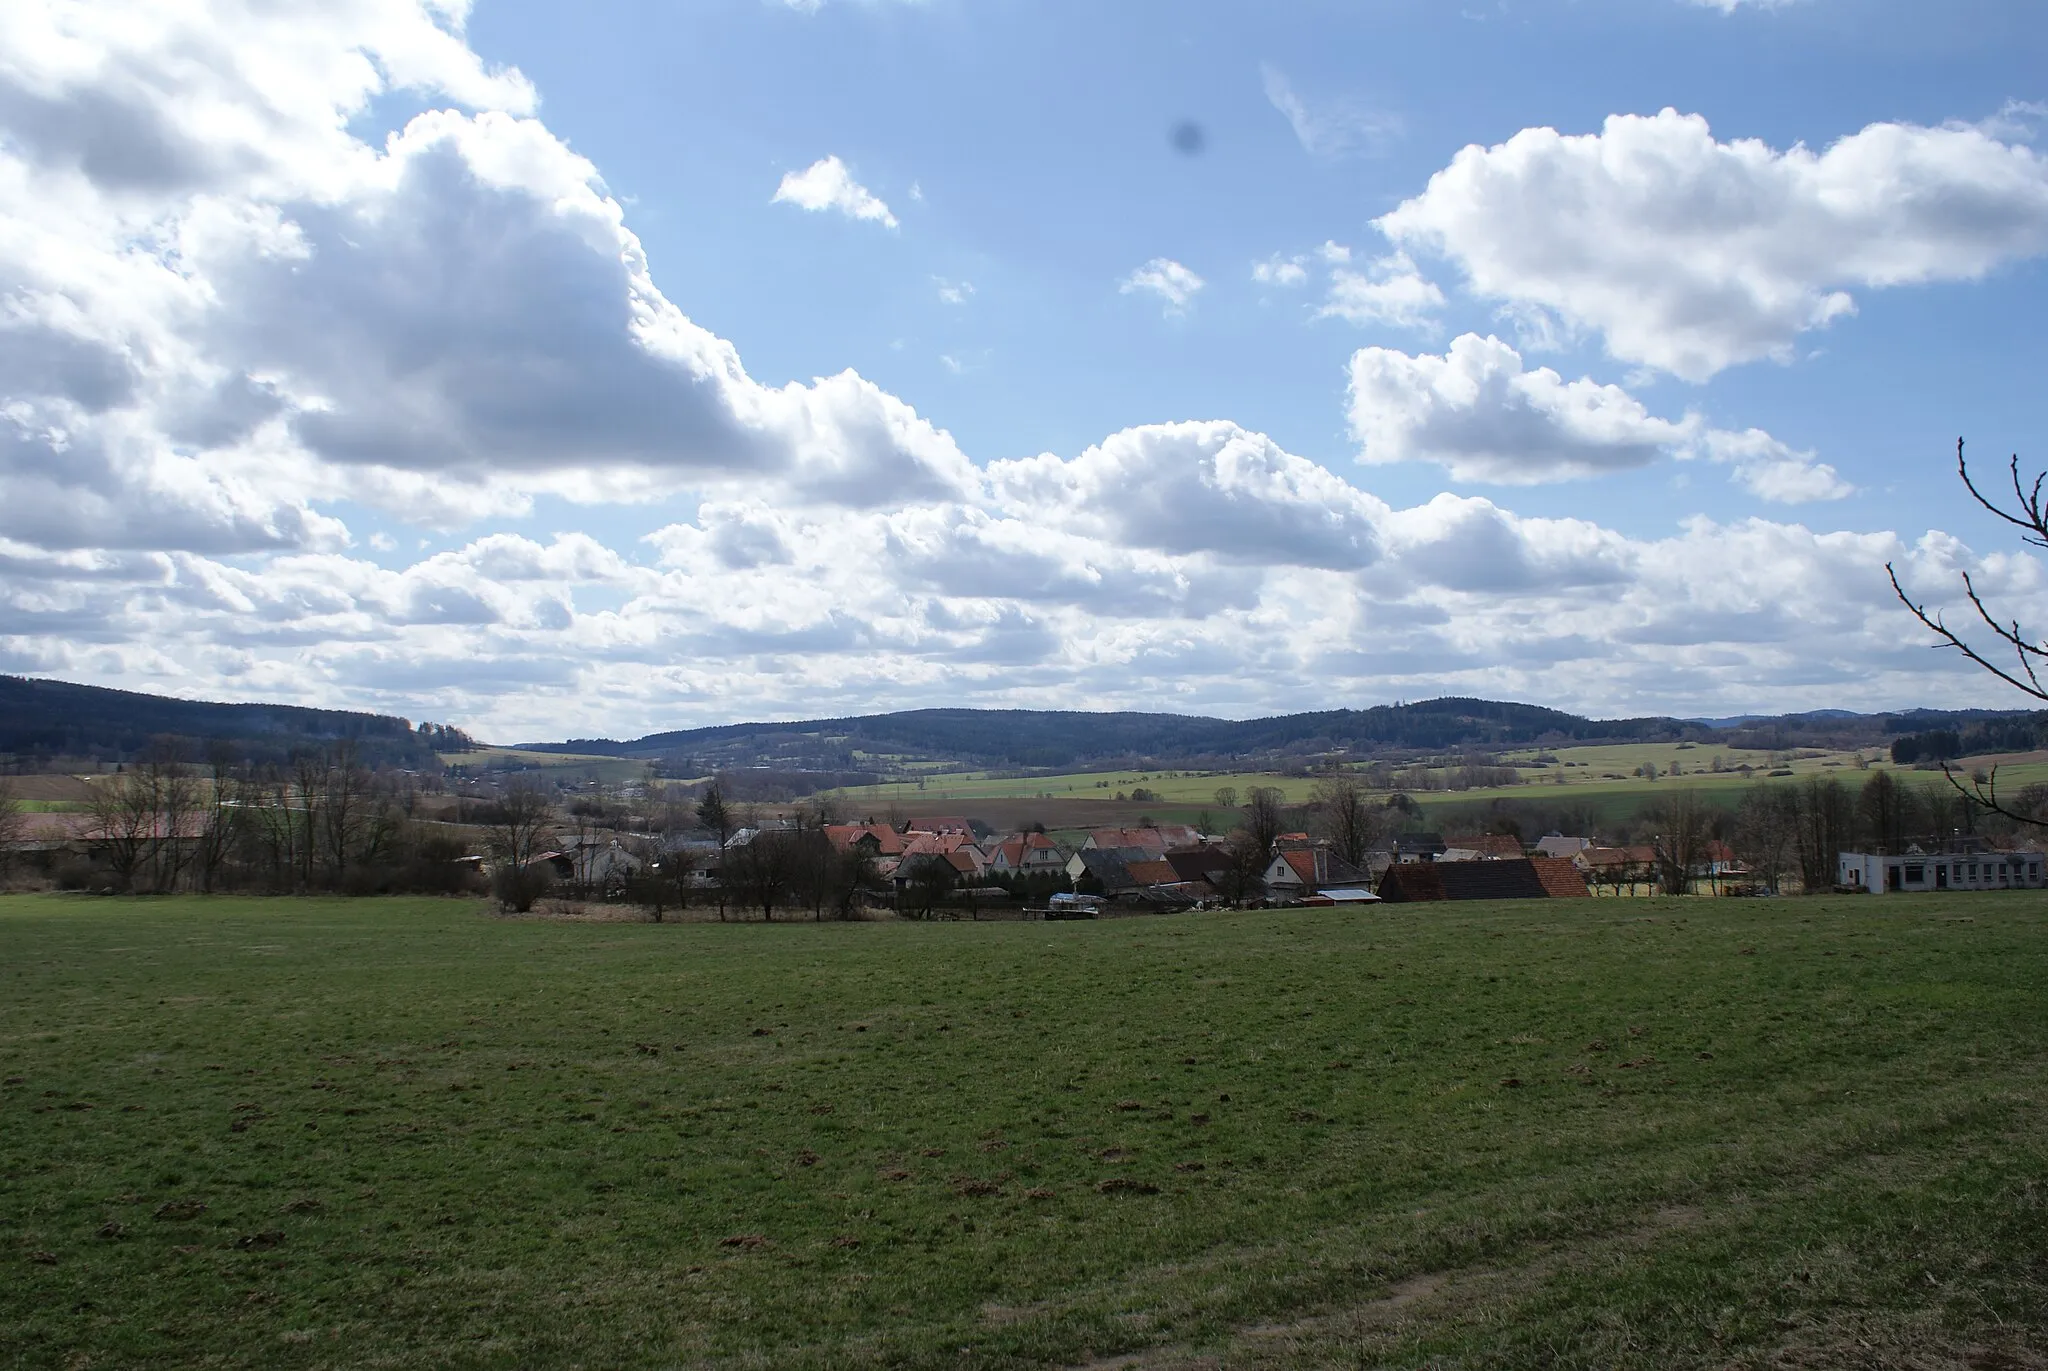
[1120,258,1205,315]
[0,0,2010,740]
[1348,334,1849,500]
[1319,251,1445,329]
[1380,109,2048,380]
[771,155,898,228]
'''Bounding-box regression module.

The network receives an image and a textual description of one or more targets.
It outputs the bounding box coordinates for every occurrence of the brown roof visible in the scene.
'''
[1378,858,1589,903]
[1124,859,1179,887]
[1578,845,1656,869]
[1166,847,1232,881]
[1530,857,1591,898]
[1461,834,1525,858]
[905,817,974,836]
[824,824,904,856]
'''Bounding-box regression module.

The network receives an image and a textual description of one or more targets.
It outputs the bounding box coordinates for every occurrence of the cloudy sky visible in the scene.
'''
[5,0,2048,741]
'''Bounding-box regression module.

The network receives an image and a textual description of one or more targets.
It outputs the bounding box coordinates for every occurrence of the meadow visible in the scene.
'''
[3,892,2044,1369]
[824,742,1969,832]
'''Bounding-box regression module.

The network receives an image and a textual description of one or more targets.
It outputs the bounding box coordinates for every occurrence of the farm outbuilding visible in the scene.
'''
[1377,857,1589,903]
[1838,848,2045,895]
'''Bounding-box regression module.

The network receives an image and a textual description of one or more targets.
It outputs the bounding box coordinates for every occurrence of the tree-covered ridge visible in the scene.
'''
[539,698,1702,771]
[0,675,443,767]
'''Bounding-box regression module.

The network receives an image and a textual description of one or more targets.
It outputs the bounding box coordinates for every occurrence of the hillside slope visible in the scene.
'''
[0,676,440,767]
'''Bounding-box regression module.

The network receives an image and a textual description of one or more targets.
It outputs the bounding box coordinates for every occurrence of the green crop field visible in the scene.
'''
[440,747,648,783]
[4,894,2045,1370]
[829,744,2048,835]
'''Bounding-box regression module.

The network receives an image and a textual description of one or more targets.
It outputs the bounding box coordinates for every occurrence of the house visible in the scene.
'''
[824,823,906,859]
[1838,847,2045,894]
[1262,846,1371,898]
[902,829,987,878]
[534,840,643,895]
[1083,824,1200,853]
[1574,845,1660,892]
[1392,832,1446,863]
[1378,857,1589,902]
[1069,848,1139,894]
[1165,846,1233,888]
[1124,858,1180,889]
[1439,834,1524,861]
[988,832,1067,878]
[904,816,975,837]
[1535,834,1592,859]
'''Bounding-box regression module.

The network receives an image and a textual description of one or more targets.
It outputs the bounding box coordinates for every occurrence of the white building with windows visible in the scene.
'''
[1838,848,2045,895]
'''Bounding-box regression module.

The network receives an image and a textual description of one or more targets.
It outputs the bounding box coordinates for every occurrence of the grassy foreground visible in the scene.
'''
[3,895,2045,1370]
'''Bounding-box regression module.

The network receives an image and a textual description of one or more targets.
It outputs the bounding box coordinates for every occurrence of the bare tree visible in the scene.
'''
[899,853,956,920]
[1648,788,1710,896]
[487,780,557,913]
[1793,776,1855,894]
[1217,829,1271,907]
[1212,786,1239,811]
[1310,774,1376,869]
[1891,439,2048,826]
[192,745,243,894]
[725,832,799,921]
[0,780,23,883]
[1732,784,1797,895]
[84,747,195,894]
[830,846,879,920]
[1244,786,1285,859]
[1855,770,1911,856]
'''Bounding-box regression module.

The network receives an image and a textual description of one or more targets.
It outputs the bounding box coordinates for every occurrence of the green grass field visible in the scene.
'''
[826,744,2045,827]
[440,747,649,784]
[4,894,2045,1369]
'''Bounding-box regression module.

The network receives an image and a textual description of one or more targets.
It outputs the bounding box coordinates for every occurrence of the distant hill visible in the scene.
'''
[526,698,1698,773]
[9,673,2037,780]
[0,675,442,767]
[526,697,2048,777]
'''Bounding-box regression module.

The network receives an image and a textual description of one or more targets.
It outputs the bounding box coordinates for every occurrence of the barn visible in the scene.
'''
[1377,857,1589,903]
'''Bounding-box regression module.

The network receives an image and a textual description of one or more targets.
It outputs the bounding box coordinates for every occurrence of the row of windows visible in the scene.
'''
[1896,861,2040,882]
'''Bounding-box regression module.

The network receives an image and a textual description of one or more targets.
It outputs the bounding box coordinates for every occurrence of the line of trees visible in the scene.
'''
[72,739,478,896]
[1726,769,1995,894]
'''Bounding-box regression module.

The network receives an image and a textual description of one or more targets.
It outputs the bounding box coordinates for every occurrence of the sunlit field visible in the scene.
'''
[4,893,2044,1369]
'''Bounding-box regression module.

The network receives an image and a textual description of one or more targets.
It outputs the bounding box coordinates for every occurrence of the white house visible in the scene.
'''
[1838,848,2045,895]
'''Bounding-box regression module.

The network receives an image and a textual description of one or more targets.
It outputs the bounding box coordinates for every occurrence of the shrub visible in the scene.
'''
[493,863,554,914]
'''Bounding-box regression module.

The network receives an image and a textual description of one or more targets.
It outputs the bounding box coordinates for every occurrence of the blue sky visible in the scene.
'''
[5,0,2048,739]
[458,0,2048,525]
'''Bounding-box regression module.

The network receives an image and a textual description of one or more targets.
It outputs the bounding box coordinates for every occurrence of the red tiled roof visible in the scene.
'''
[1125,859,1179,887]
[1578,845,1656,869]
[905,817,973,836]
[1530,857,1591,898]
[1379,858,1589,902]
[824,824,905,855]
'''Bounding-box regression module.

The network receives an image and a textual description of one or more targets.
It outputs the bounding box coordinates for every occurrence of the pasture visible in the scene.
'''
[826,743,1930,814]
[3,893,2045,1369]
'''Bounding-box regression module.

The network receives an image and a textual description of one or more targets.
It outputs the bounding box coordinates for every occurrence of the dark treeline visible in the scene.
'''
[533,698,1689,772]
[60,739,478,896]
[0,674,461,768]
[1891,715,2045,765]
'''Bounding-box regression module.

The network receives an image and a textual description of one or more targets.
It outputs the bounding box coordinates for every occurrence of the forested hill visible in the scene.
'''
[536,698,1696,771]
[0,676,442,767]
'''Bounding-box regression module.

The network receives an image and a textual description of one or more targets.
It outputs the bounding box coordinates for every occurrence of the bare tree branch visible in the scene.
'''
[1891,438,2048,828]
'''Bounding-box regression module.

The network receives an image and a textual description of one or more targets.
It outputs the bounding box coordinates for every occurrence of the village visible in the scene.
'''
[511,809,2048,917]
